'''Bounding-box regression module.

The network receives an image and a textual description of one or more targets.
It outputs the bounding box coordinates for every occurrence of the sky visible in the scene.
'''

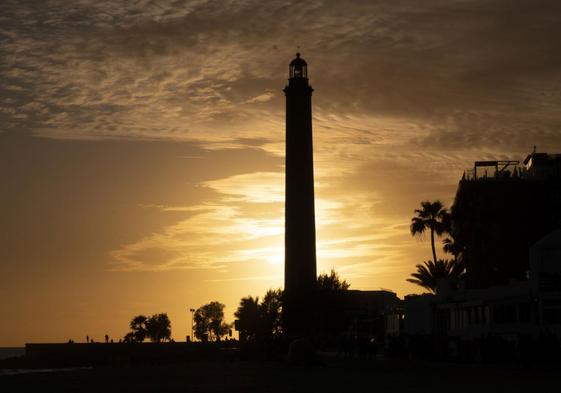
[2,0,561,346]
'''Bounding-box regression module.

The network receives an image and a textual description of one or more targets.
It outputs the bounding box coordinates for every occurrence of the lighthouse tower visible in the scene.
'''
[283,53,317,337]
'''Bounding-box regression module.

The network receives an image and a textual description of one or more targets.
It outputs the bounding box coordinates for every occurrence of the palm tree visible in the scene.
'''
[410,200,451,265]
[443,237,459,255]
[443,234,465,261]
[234,296,261,342]
[407,259,464,293]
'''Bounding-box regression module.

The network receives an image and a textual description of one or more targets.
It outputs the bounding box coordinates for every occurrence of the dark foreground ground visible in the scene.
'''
[1,356,561,393]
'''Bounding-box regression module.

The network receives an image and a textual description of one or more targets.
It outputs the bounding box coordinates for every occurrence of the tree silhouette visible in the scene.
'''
[124,313,172,343]
[406,259,464,293]
[145,313,172,343]
[234,296,261,342]
[194,301,230,342]
[443,237,460,256]
[260,289,283,338]
[315,269,351,338]
[127,315,148,343]
[317,269,350,291]
[411,200,451,264]
[234,289,283,343]
[442,233,466,266]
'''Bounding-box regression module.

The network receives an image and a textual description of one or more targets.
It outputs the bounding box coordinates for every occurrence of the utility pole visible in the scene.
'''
[189,308,195,342]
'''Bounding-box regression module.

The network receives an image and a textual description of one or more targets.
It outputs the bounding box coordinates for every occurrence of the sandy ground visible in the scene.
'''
[1,357,560,393]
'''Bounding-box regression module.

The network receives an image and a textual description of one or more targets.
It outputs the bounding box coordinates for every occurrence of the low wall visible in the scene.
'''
[24,342,237,366]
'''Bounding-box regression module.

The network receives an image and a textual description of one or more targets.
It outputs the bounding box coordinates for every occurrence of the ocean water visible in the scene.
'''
[0,367,92,376]
[0,348,93,376]
[0,347,25,360]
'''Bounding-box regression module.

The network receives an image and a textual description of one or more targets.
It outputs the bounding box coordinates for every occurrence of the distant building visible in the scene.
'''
[452,151,561,288]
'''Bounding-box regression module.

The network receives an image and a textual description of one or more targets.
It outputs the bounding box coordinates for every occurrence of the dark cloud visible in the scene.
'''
[1,1,560,147]
[2,0,560,151]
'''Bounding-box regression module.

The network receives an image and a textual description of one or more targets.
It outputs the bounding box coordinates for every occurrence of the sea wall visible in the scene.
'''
[24,342,236,366]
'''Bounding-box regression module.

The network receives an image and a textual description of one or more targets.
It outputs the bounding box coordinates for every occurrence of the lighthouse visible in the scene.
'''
[283,53,317,337]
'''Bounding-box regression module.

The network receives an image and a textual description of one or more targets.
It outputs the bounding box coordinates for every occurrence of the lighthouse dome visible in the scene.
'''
[289,53,308,79]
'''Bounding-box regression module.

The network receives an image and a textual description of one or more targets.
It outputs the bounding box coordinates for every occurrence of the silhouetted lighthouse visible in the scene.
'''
[283,53,317,336]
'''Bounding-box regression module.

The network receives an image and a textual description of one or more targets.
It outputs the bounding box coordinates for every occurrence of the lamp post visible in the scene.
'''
[189,308,195,342]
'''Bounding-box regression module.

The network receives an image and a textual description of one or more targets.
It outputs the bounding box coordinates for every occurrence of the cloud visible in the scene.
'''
[109,171,286,272]
[2,0,559,155]
[205,275,280,283]
[203,172,284,203]
[3,0,561,292]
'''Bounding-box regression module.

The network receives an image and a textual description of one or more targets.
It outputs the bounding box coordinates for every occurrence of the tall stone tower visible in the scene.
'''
[283,53,317,337]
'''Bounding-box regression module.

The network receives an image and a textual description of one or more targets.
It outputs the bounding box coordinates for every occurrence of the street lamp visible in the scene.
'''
[189,308,195,342]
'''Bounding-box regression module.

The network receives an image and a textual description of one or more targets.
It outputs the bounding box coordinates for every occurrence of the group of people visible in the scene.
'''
[67,334,117,344]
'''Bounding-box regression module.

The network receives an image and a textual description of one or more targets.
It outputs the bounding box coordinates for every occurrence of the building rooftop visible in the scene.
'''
[463,151,561,181]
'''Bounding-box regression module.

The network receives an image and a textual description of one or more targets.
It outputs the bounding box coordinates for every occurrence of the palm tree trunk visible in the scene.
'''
[430,227,437,263]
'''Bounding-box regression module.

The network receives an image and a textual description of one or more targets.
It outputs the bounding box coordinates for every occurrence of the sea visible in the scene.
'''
[0,347,92,376]
[0,347,24,360]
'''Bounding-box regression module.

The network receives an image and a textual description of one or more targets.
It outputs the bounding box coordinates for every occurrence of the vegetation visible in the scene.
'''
[234,289,283,343]
[234,271,351,343]
[317,269,350,291]
[194,301,230,342]
[145,313,172,343]
[261,289,283,337]
[442,232,466,268]
[124,313,172,343]
[125,315,148,343]
[315,269,351,337]
[234,296,261,342]
[408,200,462,292]
[410,200,451,265]
[406,259,464,293]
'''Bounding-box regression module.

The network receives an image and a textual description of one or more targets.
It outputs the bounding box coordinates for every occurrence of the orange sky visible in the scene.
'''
[2,0,561,346]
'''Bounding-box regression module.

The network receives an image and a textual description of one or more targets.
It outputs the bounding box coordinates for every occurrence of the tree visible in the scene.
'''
[145,313,172,343]
[194,301,230,342]
[317,269,350,291]
[411,200,451,265]
[315,269,350,337]
[406,259,464,293]
[234,296,261,342]
[234,289,284,343]
[128,315,148,343]
[442,233,466,265]
[260,289,283,338]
